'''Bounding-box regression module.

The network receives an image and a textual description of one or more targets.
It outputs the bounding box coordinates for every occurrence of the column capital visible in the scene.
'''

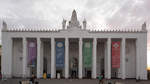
[107,38,111,40]
[22,37,27,39]
[23,37,27,43]
[51,37,55,41]
[122,38,126,40]
[65,38,69,41]
[37,37,41,41]
[79,38,82,40]
[93,38,97,39]
[93,38,97,43]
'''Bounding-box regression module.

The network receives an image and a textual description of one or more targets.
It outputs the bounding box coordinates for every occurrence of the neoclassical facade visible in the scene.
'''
[1,10,147,80]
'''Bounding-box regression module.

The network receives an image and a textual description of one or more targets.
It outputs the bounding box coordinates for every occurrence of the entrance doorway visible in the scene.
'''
[42,38,51,78]
[55,39,65,78]
[96,39,106,78]
[27,38,37,77]
[83,39,92,78]
[69,39,79,78]
[111,39,121,78]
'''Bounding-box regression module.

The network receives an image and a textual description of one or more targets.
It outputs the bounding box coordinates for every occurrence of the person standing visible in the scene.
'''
[29,74,35,84]
[98,74,104,84]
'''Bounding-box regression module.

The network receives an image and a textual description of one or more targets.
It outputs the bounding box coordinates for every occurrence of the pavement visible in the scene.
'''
[0,79,150,84]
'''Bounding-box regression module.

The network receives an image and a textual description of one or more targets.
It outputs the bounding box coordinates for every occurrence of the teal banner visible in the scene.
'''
[83,41,92,68]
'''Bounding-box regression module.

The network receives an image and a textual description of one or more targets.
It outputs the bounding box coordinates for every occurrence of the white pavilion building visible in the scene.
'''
[1,10,147,80]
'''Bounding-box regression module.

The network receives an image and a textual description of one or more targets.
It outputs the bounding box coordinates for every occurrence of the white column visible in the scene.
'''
[79,38,83,79]
[104,40,107,78]
[107,38,111,79]
[51,38,56,78]
[41,40,44,77]
[37,38,43,78]
[10,38,13,78]
[92,38,97,79]
[121,38,126,79]
[22,37,27,77]
[65,38,69,78]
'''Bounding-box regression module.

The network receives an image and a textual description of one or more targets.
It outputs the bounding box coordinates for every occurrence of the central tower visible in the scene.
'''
[68,10,80,28]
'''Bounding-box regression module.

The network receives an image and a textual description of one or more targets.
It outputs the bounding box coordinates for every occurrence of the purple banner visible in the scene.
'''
[27,40,37,66]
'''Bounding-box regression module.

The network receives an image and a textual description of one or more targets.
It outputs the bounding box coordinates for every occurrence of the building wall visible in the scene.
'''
[12,38,23,77]
[125,39,136,78]
[1,28,147,79]
[1,33,12,78]
[69,40,79,77]
[43,41,51,74]
[138,33,147,80]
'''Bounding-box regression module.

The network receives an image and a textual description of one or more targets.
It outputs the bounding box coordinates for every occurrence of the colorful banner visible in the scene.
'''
[56,41,65,68]
[83,41,92,68]
[112,41,120,68]
[27,41,37,66]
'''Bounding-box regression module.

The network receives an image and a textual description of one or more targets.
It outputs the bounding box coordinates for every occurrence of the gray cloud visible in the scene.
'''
[0,0,150,47]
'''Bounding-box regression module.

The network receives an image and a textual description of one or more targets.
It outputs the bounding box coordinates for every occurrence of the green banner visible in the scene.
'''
[83,41,92,68]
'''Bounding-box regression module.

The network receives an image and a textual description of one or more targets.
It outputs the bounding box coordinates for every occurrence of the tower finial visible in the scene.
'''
[62,18,66,29]
[67,10,80,28]
[83,18,87,29]
[71,9,77,22]
[142,22,147,32]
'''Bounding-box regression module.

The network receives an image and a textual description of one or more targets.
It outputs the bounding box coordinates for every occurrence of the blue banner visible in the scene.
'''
[56,41,65,68]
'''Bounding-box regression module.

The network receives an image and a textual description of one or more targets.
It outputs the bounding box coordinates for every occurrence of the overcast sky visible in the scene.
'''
[0,0,150,65]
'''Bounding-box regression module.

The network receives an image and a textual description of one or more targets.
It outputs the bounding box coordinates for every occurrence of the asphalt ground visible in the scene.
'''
[0,79,150,84]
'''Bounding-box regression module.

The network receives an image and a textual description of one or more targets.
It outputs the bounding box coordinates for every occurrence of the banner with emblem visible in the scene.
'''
[56,41,65,68]
[83,41,92,68]
[27,41,37,66]
[112,41,120,68]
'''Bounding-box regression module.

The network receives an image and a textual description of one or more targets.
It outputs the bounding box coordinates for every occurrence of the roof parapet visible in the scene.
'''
[2,21,146,33]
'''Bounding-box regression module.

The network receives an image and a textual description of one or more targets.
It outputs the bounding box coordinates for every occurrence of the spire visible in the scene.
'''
[71,9,78,22]
[68,10,80,28]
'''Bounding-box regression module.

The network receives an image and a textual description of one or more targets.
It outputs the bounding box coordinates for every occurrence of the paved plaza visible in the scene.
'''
[0,79,150,84]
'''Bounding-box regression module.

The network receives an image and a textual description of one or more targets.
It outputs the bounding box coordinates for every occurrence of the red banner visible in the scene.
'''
[112,41,120,68]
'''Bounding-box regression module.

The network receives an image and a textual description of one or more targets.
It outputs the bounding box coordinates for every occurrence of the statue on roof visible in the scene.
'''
[2,21,7,31]
[83,18,87,29]
[142,22,147,32]
[62,19,66,29]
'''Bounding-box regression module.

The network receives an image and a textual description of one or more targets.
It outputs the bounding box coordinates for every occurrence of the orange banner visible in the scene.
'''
[112,41,120,68]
